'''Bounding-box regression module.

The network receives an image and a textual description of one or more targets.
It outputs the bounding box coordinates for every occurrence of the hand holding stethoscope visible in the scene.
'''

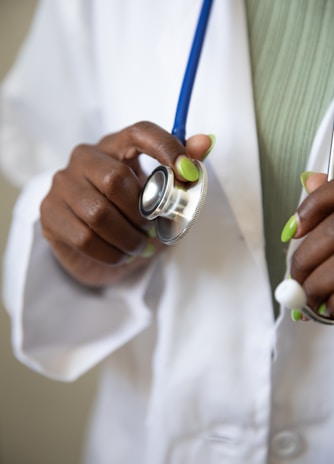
[139,0,213,243]
[140,0,334,326]
[39,0,214,286]
[275,125,334,325]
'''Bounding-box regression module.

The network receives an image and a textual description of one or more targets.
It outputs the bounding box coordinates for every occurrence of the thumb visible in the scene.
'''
[281,171,328,243]
[185,134,216,161]
[301,171,327,193]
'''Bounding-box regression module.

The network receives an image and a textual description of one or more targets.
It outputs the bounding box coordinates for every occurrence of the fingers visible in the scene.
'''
[302,172,327,192]
[291,227,334,314]
[290,212,334,283]
[283,172,334,318]
[41,197,128,265]
[40,121,214,286]
[59,179,147,258]
[41,146,154,268]
[98,121,214,182]
[294,178,334,239]
[185,134,215,160]
[71,145,147,229]
[302,255,334,310]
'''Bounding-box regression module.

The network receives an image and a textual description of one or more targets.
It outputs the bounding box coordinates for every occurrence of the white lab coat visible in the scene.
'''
[2,1,334,463]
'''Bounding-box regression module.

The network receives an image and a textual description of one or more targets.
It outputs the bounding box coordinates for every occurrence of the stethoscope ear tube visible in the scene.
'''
[139,0,214,244]
[275,120,334,325]
[171,0,214,144]
[275,276,334,325]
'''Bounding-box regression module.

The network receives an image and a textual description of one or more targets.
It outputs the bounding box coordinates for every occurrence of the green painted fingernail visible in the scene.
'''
[176,157,199,182]
[141,242,155,258]
[203,134,216,159]
[148,226,156,238]
[300,171,315,193]
[318,303,327,316]
[281,214,298,243]
[291,309,303,321]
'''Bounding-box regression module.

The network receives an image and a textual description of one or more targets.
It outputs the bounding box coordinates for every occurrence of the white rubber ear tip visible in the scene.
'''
[274,279,307,309]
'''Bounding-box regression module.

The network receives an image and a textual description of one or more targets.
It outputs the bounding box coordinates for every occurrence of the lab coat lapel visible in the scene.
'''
[304,99,334,175]
[95,0,265,268]
[199,0,265,269]
[212,1,264,270]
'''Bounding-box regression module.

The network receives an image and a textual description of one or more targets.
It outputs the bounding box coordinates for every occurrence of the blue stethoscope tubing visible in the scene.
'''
[171,0,214,144]
[139,0,213,243]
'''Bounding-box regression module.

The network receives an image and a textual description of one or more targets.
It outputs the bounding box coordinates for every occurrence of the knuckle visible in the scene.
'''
[70,143,91,163]
[102,166,132,197]
[73,226,94,252]
[124,121,181,163]
[52,169,67,189]
[98,134,111,147]
[84,197,108,227]
[129,120,153,136]
[127,121,159,146]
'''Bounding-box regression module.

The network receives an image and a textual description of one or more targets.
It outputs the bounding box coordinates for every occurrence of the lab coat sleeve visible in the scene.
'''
[0,0,102,187]
[1,0,156,381]
[3,172,154,382]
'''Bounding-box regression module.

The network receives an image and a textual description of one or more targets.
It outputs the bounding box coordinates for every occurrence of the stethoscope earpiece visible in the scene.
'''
[139,160,208,244]
[274,118,334,325]
[275,279,334,325]
[274,279,307,310]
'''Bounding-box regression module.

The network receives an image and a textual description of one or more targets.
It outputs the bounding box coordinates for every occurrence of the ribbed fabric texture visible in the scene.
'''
[246,0,334,313]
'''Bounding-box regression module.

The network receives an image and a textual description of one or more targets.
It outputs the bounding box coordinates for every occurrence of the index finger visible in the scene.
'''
[294,178,334,239]
[98,121,201,182]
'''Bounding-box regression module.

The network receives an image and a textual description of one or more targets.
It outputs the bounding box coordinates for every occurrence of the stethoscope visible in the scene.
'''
[139,0,213,244]
[275,124,334,325]
[139,0,334,325]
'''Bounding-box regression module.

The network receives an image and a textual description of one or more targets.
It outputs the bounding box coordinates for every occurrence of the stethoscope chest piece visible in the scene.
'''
[139,160,207,245]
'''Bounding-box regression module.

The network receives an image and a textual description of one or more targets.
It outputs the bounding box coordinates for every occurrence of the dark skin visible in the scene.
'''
[40,120,334,319]
[290,173,334,317]
[40,121,212,287]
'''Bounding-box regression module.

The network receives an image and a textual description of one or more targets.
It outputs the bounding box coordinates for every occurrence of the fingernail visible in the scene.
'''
[176,156,199,182]
[147,225,156,238]
[291,309,303,321]
[318,303,327,316]
[203,134,216,160]
[140,242,155,258]
[281,214,298,243]
[300,171,315,193]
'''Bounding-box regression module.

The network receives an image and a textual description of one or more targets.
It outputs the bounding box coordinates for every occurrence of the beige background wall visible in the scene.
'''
[0,1,98,463]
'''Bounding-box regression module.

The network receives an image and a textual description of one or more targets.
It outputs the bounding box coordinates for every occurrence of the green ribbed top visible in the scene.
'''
[246,0,334,313]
